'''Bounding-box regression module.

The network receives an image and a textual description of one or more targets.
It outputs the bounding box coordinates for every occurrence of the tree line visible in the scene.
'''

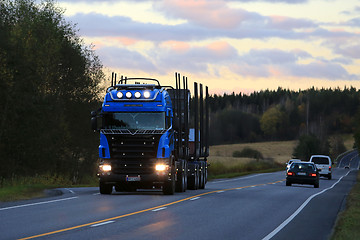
[0,0,104,183]
[207,87,360,159]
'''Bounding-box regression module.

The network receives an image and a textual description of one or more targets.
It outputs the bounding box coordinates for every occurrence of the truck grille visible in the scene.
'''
[104,134,162,175]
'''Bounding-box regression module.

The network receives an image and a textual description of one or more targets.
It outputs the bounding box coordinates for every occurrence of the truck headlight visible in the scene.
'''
[126,92,132,98]
[100,164,112,172]
[155,164,168,171]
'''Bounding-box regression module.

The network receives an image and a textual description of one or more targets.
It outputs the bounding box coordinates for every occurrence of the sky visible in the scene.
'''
[56,0,360,95]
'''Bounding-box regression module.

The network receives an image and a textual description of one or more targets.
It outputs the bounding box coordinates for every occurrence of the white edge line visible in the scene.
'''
[93,193,100,196]
[0,197,78,211]
[262,171,351,240]
[217,191,225,193]
[190,197,200,201]
[65,188,75,194]
[152,207,167,212]
[90,221,115,227]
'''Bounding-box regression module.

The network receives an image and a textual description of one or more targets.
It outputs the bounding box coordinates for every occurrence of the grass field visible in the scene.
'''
[209,140,298,164]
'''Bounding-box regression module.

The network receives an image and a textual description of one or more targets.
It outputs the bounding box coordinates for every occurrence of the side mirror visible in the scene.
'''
[91,117,97,131]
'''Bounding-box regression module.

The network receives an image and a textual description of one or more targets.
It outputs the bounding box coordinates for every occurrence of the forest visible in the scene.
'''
[1,0,360,184]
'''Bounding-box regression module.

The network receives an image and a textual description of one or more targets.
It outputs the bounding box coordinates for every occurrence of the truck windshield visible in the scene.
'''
[103,112,166,130]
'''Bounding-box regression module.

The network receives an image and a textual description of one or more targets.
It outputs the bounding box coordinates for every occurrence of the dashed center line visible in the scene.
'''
[90,221,115,227]
[190,197,201,201]
[152,207,167,212]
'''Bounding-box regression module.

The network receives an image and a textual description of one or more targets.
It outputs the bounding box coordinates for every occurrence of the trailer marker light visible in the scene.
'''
[134,92,141,98]
[144,91,151,98]
[126,92,132,98]
[116,92,123,98]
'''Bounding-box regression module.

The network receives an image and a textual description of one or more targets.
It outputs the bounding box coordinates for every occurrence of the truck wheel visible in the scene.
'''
[328,174,332,180]
[188,164,199,190]
[99,182,112,194]
[194,167,199,190]
[163,166,175,195]
[199,162,206,189]
[175,167,186,192]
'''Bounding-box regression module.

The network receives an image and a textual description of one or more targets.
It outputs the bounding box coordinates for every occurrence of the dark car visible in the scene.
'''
[286,162,319,188]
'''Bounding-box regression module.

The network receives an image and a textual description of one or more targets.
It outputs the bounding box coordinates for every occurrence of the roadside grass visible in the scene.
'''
[0,174,98,202]
[331,171,360,240]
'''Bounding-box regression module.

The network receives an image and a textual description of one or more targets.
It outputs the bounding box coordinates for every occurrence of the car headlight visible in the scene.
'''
[100,164,112,172]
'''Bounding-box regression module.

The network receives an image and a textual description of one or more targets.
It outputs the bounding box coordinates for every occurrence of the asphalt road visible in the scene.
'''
[1,151,358,240]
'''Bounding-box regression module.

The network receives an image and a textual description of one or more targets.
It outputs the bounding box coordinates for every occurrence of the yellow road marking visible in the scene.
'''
[18,179,285,240]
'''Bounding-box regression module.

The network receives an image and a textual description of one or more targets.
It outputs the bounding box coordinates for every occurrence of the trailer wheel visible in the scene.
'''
[163,165,175,195]
[99,182,112,195]
[175,163,187,192]
[187,164,199,190]
[199,162,206,189]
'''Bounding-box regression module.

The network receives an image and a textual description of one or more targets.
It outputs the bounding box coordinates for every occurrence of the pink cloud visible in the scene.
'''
[161,40,190,52]
[206,41,235,57]
[159,0,247,29]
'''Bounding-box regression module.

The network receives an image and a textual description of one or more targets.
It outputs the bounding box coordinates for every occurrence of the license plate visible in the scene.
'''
[126,176,141,181]
[297,172,306,176]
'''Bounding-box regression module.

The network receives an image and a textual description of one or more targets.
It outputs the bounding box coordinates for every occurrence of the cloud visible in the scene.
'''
[267,15,317,30]
[289,62,359,80]
[334,44,360,59]
[69,12,323,43]
[155,0,253,29]
[240,48,311,65]
[97,47,157,71]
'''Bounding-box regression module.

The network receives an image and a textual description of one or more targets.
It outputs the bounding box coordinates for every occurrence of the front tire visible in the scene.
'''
[99,182,112,194]
[163,165,175,195]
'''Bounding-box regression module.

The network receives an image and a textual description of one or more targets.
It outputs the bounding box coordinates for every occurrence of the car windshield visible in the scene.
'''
[311,157,329,164]
[102,112,165,130]
[290,163,315,171]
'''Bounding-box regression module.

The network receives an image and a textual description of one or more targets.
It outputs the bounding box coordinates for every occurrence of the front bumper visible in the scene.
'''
[286,176,318,184]
[98,171,172,187]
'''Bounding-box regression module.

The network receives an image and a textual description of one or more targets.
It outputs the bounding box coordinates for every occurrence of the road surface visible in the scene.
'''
[0,151,358,240]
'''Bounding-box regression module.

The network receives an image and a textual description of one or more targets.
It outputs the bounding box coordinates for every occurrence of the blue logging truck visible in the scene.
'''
[91,72,209,195]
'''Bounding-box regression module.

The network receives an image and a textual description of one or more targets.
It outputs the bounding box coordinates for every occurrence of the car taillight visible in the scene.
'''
[329,166,331,171]
[287,172,294,176]
[310,173,317,177]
